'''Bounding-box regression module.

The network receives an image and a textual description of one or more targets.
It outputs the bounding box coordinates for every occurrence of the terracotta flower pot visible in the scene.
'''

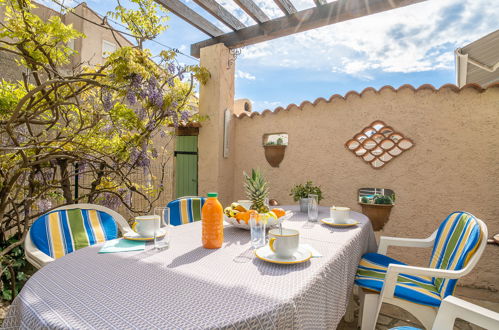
[359,202,394,231]
[264,145,286,167]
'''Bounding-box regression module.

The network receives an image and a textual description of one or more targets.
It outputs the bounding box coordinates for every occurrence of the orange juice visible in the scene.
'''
[202,192,224,249]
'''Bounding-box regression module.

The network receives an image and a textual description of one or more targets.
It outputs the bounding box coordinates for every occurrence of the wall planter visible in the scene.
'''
[264,145,286,167]
[359,202,394,231]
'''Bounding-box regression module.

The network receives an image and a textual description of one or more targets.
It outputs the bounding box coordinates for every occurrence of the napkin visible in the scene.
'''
[99,238,145,253]
[301,244,323,258]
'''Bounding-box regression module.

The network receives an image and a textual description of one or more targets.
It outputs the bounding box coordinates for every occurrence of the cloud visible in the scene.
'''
[235,70,256,80]
[237,0,498,75]
[250,100,281,111]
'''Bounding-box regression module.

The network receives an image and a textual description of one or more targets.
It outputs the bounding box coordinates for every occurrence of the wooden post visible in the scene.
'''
[197,43,235,205]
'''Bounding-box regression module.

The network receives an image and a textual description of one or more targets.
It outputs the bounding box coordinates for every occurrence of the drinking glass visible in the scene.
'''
[154,207,170,250]
[250,213,266,249]
[308,194,319,222]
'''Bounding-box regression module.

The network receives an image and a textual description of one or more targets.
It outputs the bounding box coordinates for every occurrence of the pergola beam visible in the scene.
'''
[193,0,246,31]
[233,0,270,23]
[313,0,327,6]
[273,0,297,15]
[191,0,427,57]
[153,0,224,37]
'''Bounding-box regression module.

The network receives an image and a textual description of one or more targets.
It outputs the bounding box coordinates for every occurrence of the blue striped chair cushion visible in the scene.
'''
[167,197,206,226]
[355,253,442,307]
[390,327,421,330]
[429,211,482,299]
[30,208,118,259]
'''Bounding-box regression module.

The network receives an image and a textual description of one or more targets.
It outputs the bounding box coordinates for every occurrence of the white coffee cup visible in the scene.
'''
[330,206,351,224]
[268,228,299,258]
[133,215,160,238]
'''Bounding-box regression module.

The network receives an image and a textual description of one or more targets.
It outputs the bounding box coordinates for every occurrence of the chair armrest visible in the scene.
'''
[378,231,436,254]
[433,296,499,330]
[24,231,54,269]
[380,264,462,301]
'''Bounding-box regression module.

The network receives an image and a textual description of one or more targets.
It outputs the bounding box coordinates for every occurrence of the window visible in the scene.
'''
[102,40,117,58]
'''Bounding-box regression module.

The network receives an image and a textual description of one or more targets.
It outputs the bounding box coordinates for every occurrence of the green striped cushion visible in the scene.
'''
[429,211,482,298]
[30,208,119,259]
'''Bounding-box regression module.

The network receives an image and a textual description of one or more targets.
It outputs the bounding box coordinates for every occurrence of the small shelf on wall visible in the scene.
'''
[263,133,288,167]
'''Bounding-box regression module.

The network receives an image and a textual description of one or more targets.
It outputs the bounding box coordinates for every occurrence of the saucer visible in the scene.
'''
[321,218,359,227]
[123,228,167,241]
[255,245,312,264]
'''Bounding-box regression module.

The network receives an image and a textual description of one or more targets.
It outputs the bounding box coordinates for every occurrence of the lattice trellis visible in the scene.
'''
[345,120,414,169]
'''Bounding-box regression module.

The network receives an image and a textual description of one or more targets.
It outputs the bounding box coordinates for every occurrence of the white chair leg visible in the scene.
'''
[359,291,379,330]
[344,291,357,322]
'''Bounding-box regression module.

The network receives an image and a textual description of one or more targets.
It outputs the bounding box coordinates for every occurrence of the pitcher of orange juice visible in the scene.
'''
[202,192,224,249]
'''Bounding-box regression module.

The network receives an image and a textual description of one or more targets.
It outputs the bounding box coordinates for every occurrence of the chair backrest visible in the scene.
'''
[167,197,206,226]
[30,207,119,259]
[429,211,484,298]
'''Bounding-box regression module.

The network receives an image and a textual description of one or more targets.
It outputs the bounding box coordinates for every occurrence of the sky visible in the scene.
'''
[46,0,499,112]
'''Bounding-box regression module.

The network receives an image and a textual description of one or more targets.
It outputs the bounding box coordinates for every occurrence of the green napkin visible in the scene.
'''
[99,238,145,253]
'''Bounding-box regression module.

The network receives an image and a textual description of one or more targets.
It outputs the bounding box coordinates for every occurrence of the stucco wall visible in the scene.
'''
[229,84,499,290]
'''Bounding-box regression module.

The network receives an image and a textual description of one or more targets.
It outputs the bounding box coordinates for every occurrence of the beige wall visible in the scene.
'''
[223,84,499,291]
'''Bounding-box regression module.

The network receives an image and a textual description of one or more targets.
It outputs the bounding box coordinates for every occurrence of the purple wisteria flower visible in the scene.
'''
[151,148,158,158]
[126,90,137,105]
[130,148,150,168]
[102,89,113,112]
[177,65,185,80]
[36,198,52,212]
[180,110,190,122]
[100,193,121,210]
[159,130,166,138]
[168,62,175,74]
[147,77,163,108]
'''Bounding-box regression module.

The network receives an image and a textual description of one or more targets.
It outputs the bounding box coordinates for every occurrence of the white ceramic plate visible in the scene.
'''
[255,245,312,264]
[321,218,359,227]
[225,211,293,230]
[123,228,167,241]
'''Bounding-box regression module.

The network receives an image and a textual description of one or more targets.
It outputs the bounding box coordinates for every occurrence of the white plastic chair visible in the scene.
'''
[389,295,499,330]
[357,213,488,330]
[25,203,133,269]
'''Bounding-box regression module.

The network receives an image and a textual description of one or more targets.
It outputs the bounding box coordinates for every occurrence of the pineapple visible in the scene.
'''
[244,169,269,213]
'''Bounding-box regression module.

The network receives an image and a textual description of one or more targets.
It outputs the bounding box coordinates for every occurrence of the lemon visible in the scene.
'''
[260,211,277,224]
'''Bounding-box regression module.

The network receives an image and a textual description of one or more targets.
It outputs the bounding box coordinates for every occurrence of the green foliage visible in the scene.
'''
[108,0,168,47]
[0,0,210,298]
[373,194,394,205]
[290,181,324,202]
[0,235,34,301]
[360,196,369,203]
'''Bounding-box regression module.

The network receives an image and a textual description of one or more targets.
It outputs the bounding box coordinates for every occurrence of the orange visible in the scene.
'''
[235,211,250,224]
[271,208,286,218]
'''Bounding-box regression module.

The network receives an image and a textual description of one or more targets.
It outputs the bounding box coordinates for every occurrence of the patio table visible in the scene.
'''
[2,205,377,330]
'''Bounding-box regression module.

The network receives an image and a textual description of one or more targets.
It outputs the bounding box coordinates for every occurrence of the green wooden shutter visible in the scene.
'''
[175,136,198,198]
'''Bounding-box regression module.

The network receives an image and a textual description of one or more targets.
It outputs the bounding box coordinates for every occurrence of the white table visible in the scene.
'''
[2,205,376,329]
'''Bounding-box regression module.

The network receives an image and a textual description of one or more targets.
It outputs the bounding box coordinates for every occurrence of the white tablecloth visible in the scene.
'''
[2,205,376,329]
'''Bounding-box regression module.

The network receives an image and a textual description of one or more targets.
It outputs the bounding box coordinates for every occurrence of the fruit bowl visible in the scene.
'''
[224,211,294,230]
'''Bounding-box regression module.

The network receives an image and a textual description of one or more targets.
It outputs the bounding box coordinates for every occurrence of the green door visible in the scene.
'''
[175,136,198,198]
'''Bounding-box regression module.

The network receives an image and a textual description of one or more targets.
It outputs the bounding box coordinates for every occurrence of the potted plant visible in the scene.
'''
[263,136,286,167]
[359,194,395,231]
[290,181,324,212]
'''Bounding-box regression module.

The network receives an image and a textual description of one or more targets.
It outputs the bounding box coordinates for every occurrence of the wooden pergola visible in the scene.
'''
[154,0,427,57]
